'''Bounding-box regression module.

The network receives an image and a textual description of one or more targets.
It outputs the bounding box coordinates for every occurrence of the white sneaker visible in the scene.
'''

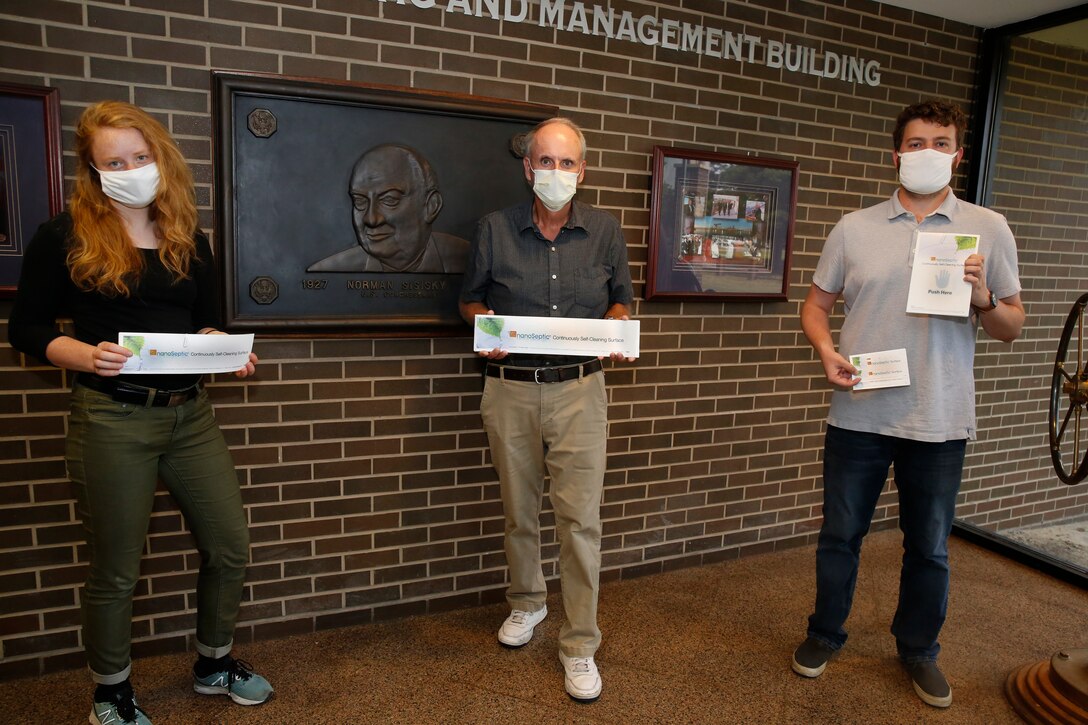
[497,606,547,647]
[559,651,602,702]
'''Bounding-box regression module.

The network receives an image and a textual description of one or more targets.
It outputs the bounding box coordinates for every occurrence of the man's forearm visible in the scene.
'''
[978,295,1025,343]
[459,300,490,325]
[801,302,836,359]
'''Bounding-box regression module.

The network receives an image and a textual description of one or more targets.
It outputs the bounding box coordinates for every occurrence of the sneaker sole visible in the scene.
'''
[912,680,952,708]
[566,688,601,704]
[498,622,541,648]
[791,656,827,678]
[498,622,539,644]
[193,683,274,706]
[564,674,602,703]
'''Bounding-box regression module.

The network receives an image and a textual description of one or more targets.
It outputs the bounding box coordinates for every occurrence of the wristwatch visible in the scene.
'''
[978,290,998,313]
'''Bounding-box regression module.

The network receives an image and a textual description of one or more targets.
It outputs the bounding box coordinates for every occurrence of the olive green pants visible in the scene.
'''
[66,384,249,685]
[480,370,608,658]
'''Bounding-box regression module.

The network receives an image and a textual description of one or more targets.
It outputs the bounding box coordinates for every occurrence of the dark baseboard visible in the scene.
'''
[952,519,1088,590]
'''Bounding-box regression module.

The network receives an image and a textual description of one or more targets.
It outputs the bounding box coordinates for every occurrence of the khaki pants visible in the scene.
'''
[480,369,608,657]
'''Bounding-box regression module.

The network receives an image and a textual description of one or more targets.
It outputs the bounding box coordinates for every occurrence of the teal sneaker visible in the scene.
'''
[90,689,152,724]
[193,657,273,706]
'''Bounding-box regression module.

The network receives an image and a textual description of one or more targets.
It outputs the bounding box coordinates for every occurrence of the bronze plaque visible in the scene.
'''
[213,72,555,334]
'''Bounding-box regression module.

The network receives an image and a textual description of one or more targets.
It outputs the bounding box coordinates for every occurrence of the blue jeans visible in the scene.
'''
[807,425,966,663]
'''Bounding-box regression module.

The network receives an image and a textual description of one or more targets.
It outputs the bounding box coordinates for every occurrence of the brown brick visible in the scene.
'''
[246,27,312,53]
[350,17,410,43]
[132,37,208,65]
[90,58,169,85]
[6,0,84,24]
[314,35,378,63]
[44,26,125,55]
[209,46,279,73]
[283,7,348,34]
[87,6,166,35]
[209,0,279,25]
[283,55,348,80]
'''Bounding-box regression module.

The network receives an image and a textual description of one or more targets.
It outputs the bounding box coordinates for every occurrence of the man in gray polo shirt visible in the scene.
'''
[790,99,1024,708]
[459,117,633,702]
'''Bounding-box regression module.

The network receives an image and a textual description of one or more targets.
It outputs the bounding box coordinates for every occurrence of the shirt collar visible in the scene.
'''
[888,188,959,221]
[515,199,588,234]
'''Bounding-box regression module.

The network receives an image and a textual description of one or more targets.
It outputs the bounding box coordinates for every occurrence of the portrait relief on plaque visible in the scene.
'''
[215,72,554,333]
[306,144,469,275]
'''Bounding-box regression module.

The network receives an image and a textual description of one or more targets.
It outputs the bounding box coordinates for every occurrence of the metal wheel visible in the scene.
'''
[1049,292,1088,484]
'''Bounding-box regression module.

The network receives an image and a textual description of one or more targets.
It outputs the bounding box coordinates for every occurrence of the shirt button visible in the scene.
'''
[552,305,557,310]
[551,247,556,252]
[551,274,557,280]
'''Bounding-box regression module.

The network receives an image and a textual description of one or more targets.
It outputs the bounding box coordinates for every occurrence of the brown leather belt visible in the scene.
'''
[77,374,200,408]
[485,358,602,384]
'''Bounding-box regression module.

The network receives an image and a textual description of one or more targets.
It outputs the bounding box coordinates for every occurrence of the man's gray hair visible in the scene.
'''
[512,117,587,161]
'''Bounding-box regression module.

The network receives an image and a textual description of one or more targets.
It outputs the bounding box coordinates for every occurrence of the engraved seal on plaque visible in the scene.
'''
[250,276,279,305]
[247,108,277,138]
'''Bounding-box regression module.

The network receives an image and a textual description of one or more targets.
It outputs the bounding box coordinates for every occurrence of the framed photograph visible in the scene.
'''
[213,72,555,334]
[647,146,798,302]
[0,83,64,298]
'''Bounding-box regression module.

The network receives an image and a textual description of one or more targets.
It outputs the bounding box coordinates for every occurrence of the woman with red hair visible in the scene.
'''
[8,101,271,725]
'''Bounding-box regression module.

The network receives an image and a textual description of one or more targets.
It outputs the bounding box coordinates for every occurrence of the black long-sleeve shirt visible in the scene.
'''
[8,212,221,390]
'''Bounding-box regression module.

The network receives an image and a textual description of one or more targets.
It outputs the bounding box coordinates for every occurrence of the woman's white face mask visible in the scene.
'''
[897,148,956,195]
[532,168,579,212]
[94,162,161,208]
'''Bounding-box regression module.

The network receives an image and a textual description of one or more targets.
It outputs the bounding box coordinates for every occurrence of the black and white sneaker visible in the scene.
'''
[906,660,952,708]
[791,636,836,678]
[90,687,152,725]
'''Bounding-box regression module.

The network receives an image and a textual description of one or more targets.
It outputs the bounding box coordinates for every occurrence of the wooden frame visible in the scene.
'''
[647,146,797,302]
[213,71,555,334]
[0,82,63,298]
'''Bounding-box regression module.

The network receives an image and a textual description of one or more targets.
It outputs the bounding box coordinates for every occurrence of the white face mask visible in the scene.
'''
[897,148,955,195]
[532,168,579,212]
[94,162,161,208]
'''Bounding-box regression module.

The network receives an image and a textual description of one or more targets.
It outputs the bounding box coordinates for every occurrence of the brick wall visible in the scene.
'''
[0,0,1083,677]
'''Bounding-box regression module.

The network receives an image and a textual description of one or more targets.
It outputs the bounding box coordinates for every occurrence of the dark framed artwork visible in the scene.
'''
[213,72,555,333]
[647,146,798,302]
[0,83,64,298]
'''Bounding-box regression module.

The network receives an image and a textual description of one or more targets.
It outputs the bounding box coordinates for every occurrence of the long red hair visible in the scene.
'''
[68,101,198,296]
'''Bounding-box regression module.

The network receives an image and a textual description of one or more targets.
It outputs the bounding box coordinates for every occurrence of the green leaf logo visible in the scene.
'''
[954,235,978,252]
[477,317,503,337]
[121,335,145,356]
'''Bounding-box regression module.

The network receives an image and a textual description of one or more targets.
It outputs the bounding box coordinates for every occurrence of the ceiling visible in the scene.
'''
[873,0,1086,29]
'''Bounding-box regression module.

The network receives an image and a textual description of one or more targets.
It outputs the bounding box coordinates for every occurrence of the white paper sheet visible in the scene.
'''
[905,232,978,317]
[473,314,639,358]
[849,348,910,391]
[118,332,254,374]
